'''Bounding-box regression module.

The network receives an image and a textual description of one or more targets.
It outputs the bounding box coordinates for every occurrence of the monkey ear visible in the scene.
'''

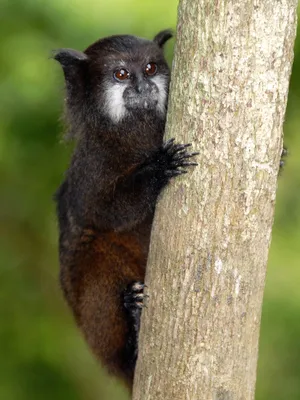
[153,29,173,48]
[52,48,89,68]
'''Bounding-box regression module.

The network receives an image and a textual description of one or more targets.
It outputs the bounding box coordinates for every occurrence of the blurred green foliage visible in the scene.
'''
[0,0,299,399]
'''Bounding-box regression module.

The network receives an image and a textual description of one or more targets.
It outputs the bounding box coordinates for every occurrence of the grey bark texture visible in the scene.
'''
[132,1,298,399]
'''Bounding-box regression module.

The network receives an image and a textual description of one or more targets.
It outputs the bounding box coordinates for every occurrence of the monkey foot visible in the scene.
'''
[124,281,145,310]
[124,281,147,336]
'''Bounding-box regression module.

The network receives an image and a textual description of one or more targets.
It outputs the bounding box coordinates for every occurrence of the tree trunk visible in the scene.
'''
[132,1,298,399]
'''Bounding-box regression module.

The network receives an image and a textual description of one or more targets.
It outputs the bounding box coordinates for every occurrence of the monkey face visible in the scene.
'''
[101,59,169,123]
[54,30,172,129]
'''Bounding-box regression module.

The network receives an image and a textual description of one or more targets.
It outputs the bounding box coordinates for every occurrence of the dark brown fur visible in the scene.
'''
[54,30,197,390]
[60,225,150,385]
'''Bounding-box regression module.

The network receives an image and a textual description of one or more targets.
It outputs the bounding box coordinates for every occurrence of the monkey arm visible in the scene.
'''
[100,139,198,231]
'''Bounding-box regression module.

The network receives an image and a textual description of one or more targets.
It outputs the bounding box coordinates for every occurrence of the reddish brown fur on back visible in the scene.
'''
[60,224,150,386]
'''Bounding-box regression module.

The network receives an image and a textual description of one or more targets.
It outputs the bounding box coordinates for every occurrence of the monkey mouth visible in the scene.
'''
[124,84,160,111]
[125,95,158,110]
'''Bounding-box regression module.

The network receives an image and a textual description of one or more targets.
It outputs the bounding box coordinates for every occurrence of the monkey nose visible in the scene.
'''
[136,81,149,94]
[136,83,144,93]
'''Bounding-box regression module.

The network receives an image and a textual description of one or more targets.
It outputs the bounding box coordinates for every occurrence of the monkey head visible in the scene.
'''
[54,30,173,137]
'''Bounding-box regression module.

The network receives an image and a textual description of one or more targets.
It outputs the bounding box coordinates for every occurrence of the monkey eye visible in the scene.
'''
[114,68,130,82]
[145,62,157,76]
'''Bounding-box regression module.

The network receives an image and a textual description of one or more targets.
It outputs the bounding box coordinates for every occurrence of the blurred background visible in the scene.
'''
[0,0,299,399]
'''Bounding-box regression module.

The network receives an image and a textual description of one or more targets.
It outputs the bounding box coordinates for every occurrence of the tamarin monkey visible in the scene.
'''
[53,29,198,389]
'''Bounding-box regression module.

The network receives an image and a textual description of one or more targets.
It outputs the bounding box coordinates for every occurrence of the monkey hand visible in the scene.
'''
[279,147,288,171]
[160,138,199,178]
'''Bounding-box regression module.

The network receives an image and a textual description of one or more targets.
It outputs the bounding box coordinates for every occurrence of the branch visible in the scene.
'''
[133,1,298,399]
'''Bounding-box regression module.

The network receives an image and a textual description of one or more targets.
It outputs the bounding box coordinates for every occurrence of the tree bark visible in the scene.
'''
[132,1,298,399]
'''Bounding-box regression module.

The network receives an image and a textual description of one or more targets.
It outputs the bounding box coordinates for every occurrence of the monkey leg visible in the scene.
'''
[59,230,146,387]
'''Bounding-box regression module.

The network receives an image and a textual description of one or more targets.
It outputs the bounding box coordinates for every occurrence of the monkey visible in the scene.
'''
[53,29,198,390]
